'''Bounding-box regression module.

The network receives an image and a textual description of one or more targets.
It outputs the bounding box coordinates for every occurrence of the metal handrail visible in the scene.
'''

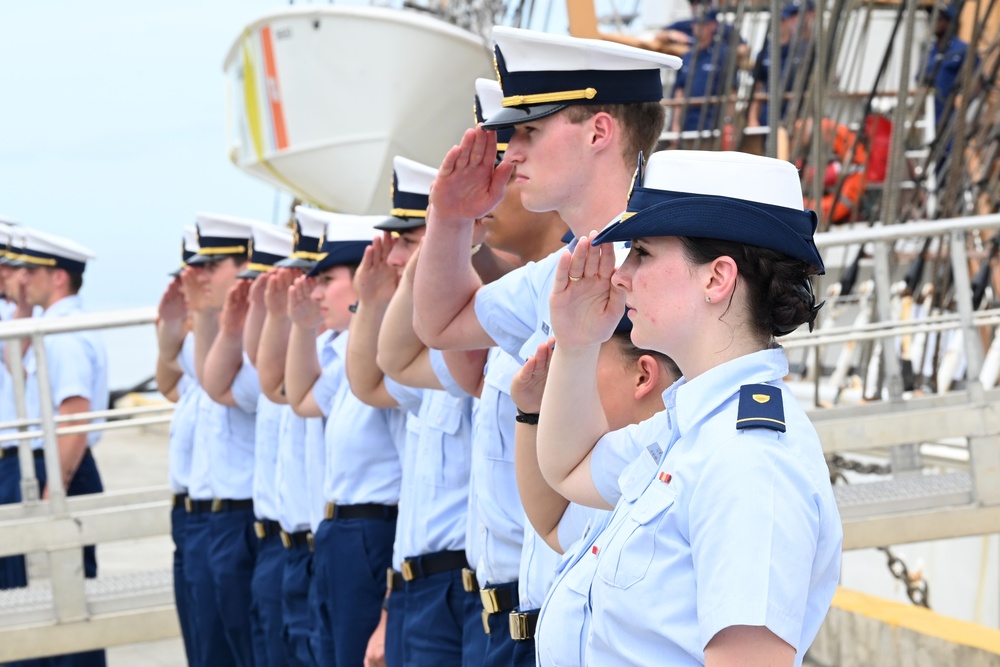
[0,307,156,340]
[0,403,174,432]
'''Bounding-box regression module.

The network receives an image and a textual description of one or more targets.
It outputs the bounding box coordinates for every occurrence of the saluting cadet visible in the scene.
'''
[345,156,483,667]
[508,315,679,666]
[413,27,679,516]
[283,213,402,667]
[185,213,261,667]
[231,222,296,667]
[154,226,200,665]
[536,150,842,665]
[10,228,108,667]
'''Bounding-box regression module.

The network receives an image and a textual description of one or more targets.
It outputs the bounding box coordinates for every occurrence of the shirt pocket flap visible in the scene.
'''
[630,482,677,525]
[424,395,463,435]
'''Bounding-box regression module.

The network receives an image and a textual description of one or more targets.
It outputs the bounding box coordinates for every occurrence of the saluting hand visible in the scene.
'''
[429,127,514,225]
[249,272,269,310]
[157,278,187,325]
[288,274,322,329]
[220,279,251,334]
[265,268,296,316]
[180,267,207,314]
[354,233,399,306]
[549,232,625,351]
[511,336,556,414]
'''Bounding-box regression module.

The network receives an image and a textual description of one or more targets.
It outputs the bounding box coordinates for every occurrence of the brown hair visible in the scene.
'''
[679,238,821,339]
[563,102,666,167]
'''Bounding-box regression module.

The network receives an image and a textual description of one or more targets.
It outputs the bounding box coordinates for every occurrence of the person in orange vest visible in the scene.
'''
[796,117,868,224]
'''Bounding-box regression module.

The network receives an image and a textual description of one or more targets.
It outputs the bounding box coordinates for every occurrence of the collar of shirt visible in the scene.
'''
[42,294,82,318]
[665,346,789,437]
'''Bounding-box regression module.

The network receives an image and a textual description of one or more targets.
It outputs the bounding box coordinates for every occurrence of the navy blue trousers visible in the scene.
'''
[1,450,106,667]
[253,532,289,667]
[183,508,237,667]
[171,504,196,666]
[385,588,405,667]
[398,567,486,667]
[311,516,394,667]
[484,611,535,667]
[282,543,317,667]
[208,507,260,667]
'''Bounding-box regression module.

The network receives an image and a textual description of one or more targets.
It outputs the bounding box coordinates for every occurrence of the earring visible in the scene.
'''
[705,295,711,303]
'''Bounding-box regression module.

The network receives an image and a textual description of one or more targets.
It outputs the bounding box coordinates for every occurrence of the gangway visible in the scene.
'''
[784,213,1000,550]
[0,308,178,662]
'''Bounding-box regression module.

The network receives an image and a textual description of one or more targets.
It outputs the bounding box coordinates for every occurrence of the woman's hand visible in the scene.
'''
[288,275,322,329]
[550,232,625,351]
[511,337,555,414]
[265,268,296,316]
[354,233,400,306]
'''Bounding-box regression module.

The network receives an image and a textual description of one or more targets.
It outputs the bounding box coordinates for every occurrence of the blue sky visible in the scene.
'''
[0,1,301,311]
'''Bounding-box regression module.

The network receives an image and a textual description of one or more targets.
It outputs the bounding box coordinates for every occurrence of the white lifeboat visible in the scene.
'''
[223,6,494,214]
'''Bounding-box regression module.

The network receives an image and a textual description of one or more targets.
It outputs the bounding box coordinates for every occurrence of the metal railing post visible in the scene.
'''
[6,338,40,504]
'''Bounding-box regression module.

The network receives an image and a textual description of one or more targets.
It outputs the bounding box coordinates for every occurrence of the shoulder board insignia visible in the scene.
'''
[736,384,785,433]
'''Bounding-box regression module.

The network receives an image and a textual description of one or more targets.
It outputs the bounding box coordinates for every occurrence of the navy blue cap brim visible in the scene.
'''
[306,241,372,278]
[481,103,568,130]
[592,195,825,274]
[236,268,264,280]
[185,253,230,266]
[374,216,426,232]
[274,257,317,270]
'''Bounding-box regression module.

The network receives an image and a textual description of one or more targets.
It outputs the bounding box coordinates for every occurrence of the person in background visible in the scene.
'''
[748,0,815,128]
[154,226,200,665]
[670,8,737,142]
[11,228,108,667]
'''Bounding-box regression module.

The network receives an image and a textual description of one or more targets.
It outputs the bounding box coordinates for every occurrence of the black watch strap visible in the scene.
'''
[515,408,540,425]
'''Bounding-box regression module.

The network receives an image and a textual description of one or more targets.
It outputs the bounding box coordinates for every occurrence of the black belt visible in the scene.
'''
[508,609,540,641]
[185,498,213,514]
[254,519,281,539]
[386,568,405,592]
[0,447,44,460]
[212,498,254,513]
[280,530,314,551]
[172,493,188,510]
[323,502,397,521]
[401,550,468,582]
[462,567,479,593]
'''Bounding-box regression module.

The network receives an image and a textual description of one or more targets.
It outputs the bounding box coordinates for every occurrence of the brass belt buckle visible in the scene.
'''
[462,567,479,593]
[280,531,292,548]
[254,522,266,539]
[324,502,335,520]
[211,498,223,513]
[482,610,491,634]
[401,560,416,582]
[184,496,194,513]
[508,612,530,641]
[386,568,396,590]
[480,587,501,614]
[307,532,314,552]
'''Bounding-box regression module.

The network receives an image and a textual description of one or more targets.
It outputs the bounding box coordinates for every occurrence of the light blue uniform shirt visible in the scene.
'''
[474,249,561,365]
[0,299,17,441]
[467,347,523,586]
[167,335,198,494]
[23,295,107,449]
[386,350,472,569]
[276,404,321,533]
[580,348,842,665]
[204,354,259,500]
[253,395,284,520]
[313,330,403,506]
[536,507,612,667]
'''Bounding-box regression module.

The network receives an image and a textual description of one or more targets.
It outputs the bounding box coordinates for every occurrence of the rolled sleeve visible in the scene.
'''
[429,349,466,398]
[384,378,424,415]
[690,434,818,651]
[230,354,260,414]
